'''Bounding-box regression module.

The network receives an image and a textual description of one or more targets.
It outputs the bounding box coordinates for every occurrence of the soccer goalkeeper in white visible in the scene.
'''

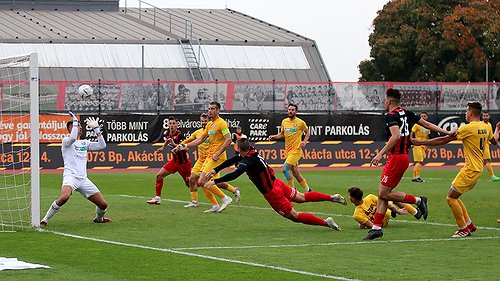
[40,111,112,228]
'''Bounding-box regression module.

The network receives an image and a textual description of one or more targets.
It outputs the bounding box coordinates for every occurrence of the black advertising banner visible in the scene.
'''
[79,113,386,143]
[2,141,498,170]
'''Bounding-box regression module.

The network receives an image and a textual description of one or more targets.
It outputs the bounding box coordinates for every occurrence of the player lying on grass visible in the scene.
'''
[348,187,421,229]
[40,111,111,228]
[203,137,346,230]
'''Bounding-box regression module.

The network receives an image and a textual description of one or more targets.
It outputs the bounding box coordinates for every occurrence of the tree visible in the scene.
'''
[358,0,500,82]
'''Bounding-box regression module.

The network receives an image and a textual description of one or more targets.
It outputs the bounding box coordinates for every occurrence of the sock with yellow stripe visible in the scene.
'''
[486,162,495,177]
[225,184,236,193]
[457,198,471,222]
[404,204,418,215]
[207,185,226,199]
[202,189,218,206]
[447,197,466,229]
[299,179,310,191]
[413,163,422,178]
[287,179,294,188]
[190,191,198,203]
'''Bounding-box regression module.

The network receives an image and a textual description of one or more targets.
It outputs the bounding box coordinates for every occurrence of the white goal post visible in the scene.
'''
[0,53,40,231]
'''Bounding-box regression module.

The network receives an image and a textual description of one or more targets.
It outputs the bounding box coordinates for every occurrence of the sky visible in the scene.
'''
[120,0,389,82]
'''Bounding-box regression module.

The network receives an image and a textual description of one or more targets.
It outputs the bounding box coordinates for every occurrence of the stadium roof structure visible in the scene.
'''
[0,0,331,82]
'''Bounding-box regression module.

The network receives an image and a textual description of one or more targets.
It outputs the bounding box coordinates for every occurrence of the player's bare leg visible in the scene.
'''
[148,168,172,204]
[88,192,112,223]
[40,185,73,228]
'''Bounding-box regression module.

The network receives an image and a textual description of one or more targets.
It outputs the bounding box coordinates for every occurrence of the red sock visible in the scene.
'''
[403,194,417,204]
[155,179,163,197]
[297,213,328,226]
[304,191,332,202]
[373,212,385,227]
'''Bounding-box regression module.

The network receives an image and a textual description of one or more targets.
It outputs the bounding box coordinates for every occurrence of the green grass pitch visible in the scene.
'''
[1,169,500,280]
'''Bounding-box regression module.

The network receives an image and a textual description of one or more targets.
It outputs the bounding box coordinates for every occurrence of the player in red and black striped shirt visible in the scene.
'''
[364,89,454,240]
[147,116,192,205]
[203,138,347,230]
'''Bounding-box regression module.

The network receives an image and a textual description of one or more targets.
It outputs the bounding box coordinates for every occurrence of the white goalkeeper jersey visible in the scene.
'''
[62,122,106,178]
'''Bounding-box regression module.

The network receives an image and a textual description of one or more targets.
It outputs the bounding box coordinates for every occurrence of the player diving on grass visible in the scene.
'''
[174,102,233,213]
[268,103,312,192]
[203,137,347,229]
[40,111,111,228]
[182,113,241,210]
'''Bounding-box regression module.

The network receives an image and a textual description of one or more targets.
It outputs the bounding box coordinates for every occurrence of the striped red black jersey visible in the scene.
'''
[213,148,276,194]
[385,107,421,155]
[164,129,189,164]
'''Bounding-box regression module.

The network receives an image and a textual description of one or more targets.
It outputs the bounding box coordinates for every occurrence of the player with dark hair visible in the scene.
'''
[147,116,191,205]
[175,101,233,213]
[203,138,347,229]
[413,102,500,237]
[269,103,312,192]
[40,112,111,227]
[364,88,453,240]
[347,187,421,229]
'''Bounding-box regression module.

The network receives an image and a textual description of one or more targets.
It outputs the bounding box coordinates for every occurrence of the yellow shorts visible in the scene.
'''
[451,168,482,194]
[285,149,302,166]
[412,146,426,162]
[201,156,227,175]
[191,158,205,176]
[484,146,491,160]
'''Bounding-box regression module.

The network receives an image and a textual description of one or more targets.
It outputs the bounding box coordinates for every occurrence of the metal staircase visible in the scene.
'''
[179,39,205,81]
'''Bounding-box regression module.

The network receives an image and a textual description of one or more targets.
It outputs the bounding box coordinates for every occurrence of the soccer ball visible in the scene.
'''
[78,84,93,99]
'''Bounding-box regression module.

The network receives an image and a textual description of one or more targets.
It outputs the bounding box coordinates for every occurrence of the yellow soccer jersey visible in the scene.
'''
[352,194,390,224]
[457,121,493,172]
[203,117,230,159]
[412,124,430,141]
[483,121,493,152]
[281,117,308,153]
[183,128,209,161]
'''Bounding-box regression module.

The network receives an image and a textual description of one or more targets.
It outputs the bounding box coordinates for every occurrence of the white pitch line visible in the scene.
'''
[173,236,500,251]
[113,194,500,231]
[44,230,362,281]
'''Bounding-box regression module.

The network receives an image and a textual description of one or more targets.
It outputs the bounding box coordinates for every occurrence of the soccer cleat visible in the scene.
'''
[467,223,477,233]
[306,188,313,192]
[413,209,422,220]
[147,197,161,205]
[332,194,347,205]
[325,217,341,231]
[451,228,471,238]
[204,205,220,213]
[411,177,424,182]
[184,201,199,208]
[391,210,397,218]
[94,217,113,223]
[417,196,428,220]
[492,176,500,182]
[218,197,233,212]
[39,220,47,229]
[363,229,383,240]
[233,187,241,203]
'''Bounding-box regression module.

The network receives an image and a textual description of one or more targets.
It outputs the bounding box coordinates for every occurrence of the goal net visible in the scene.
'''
[0,53,40,231]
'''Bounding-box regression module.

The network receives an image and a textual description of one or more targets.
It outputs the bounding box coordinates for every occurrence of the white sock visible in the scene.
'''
[222,195,231,202]
[415,197,421,204]
[412,209,418,215]
[372,225,382,230]
[42,201,61,222]
[95,206,106,221]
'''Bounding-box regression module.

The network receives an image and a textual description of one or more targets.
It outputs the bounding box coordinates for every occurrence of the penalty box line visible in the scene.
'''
[44,229,362,281]
[114,194,500,232]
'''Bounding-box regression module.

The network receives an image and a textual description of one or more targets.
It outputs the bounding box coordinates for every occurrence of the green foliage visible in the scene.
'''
[1,170,500,280]
[359,0,500,82]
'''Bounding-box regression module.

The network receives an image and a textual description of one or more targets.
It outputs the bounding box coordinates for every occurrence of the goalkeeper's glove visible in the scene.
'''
[68,111,78,123]
[86,119,101,134]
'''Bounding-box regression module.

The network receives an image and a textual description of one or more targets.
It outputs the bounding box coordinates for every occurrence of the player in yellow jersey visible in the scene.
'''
[268,103,311,191]
[182,113,241,209]
[348,187,421,228]
[413,102,500,237]
[175,102,233,213]
[411,112,431,182]
[482,112,500,181]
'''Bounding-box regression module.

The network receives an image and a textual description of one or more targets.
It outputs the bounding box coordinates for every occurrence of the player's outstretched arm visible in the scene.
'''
[86,118,106,150]
[419,118,453,136]
[62,111,79,147]
[494,122,500,144]
[268,130,284,141]
[412,134,456,147]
